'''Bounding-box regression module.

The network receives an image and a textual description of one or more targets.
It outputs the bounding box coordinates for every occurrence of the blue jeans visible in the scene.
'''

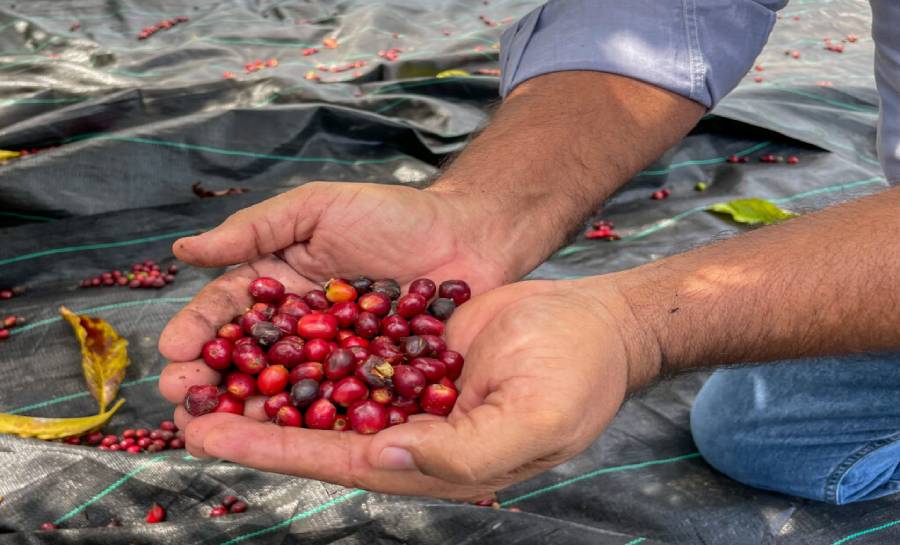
[691,353,900,504]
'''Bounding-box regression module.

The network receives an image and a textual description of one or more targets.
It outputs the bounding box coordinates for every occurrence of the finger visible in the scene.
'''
[184,414,496,500]
[158,256,317,362]
[173,183,338,267]
[173,405,194,433]
[171,393,267,434]
[158,361,220,404]
[368,379,563,485]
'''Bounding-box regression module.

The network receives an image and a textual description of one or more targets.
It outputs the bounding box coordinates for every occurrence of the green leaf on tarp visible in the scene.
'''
[707,198,797,225]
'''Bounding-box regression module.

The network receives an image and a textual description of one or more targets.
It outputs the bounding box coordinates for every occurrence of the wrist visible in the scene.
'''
[426,180,573,283]
[566,274,663,391]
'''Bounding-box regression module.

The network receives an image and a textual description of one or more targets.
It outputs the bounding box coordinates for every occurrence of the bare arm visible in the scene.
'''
[608,185,900,386]
[429,71,705,280]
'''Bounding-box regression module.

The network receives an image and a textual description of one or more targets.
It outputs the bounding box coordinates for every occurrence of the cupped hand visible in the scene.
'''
[158,181,517,404]
[164,278,653,501]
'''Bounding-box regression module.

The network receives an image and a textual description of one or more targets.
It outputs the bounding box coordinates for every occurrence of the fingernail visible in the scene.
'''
[377,447,416,470]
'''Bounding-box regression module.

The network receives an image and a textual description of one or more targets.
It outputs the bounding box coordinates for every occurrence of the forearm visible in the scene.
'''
[600,186,900,386]
[428,71,704,281]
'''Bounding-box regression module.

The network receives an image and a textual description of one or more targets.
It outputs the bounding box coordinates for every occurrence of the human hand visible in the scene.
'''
[159,180,541,399]
[164,278,659,500]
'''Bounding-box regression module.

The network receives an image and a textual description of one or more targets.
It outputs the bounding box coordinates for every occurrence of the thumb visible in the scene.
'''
[370,391,558,484]
[173,182,335,267]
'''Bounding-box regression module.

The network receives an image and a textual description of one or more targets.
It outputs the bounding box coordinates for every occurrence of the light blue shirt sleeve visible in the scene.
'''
[499,0,900,183]
[871,0,900,184]
[499,0,787,108]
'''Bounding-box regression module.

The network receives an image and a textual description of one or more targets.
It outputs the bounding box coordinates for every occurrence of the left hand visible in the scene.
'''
[176,278,657,500]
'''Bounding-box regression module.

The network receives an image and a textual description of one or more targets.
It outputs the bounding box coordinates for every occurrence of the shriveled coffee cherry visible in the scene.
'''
[289,361,324,384]
[401,336,429,358]
[396,293,427,318]
[257,365,289,395]
[439,350,464,380]
[146,502,166,523]
[271,313,299,334]
[324,348,355,380]
[305,398,337,429]
[329,301,359,327]
[370,341,404,365]
[268,338,305,367]
[332,376,369,407]
[350,276,373,294]
[325,278,357,303]
[410,314,444,336]
[428,298,455,320]
[217,323,243,342]
[371,279,401,300]
[420,383,458,416]
[275,405,302,427]
[387,406,408,426]
[202,338,233,370]
[318,379,335,400]
[302,338,332,362]
[340,335,368,349]
[348,345,370,364]
[251,302,276,320]
[239,309,267,335]
[371,387,394,405]
[393,365,426,399]
[358,292,391,316]
[264,392,292,419]
[291,378,320,407]
[251,321,282,347]
[380,314,410,340]
[411,357,447,382]
[210,506,228,517]
[249,277,285,302]
[354,311,380,338]
[277,294,311,318]
[226,372,258,400]
[214,392,245,414]
[303,289,329,310]
[348,400,388,434]
[333,415,350,431]
[233,344,266,374]
[408,278,436,300]
[297,313,338,340]
[185,385,220,416]
[356,355,394,387]
[439,280,471,305]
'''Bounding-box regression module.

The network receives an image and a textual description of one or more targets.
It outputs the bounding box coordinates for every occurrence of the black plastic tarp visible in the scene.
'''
[0,0,896,543]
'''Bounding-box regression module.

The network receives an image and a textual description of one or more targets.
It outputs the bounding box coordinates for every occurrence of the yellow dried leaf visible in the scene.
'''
[0,399,125,440]
[60,306,130,412]
[436,69,470,78]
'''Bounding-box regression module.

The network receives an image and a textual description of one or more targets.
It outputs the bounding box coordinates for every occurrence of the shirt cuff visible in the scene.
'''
[500,0,784,109]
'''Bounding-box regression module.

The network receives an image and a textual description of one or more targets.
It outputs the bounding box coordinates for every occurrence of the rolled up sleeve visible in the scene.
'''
[499,0,786,108]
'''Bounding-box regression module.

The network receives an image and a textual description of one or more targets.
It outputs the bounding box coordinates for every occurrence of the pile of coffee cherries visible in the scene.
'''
[79,260,178,289]
[185,276,469,434]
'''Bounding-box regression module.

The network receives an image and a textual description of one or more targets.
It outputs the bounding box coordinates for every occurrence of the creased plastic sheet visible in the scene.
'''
[0,0,896,543]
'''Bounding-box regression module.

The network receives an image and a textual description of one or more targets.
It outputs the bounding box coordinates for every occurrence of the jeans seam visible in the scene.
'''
[825,431,900,504]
